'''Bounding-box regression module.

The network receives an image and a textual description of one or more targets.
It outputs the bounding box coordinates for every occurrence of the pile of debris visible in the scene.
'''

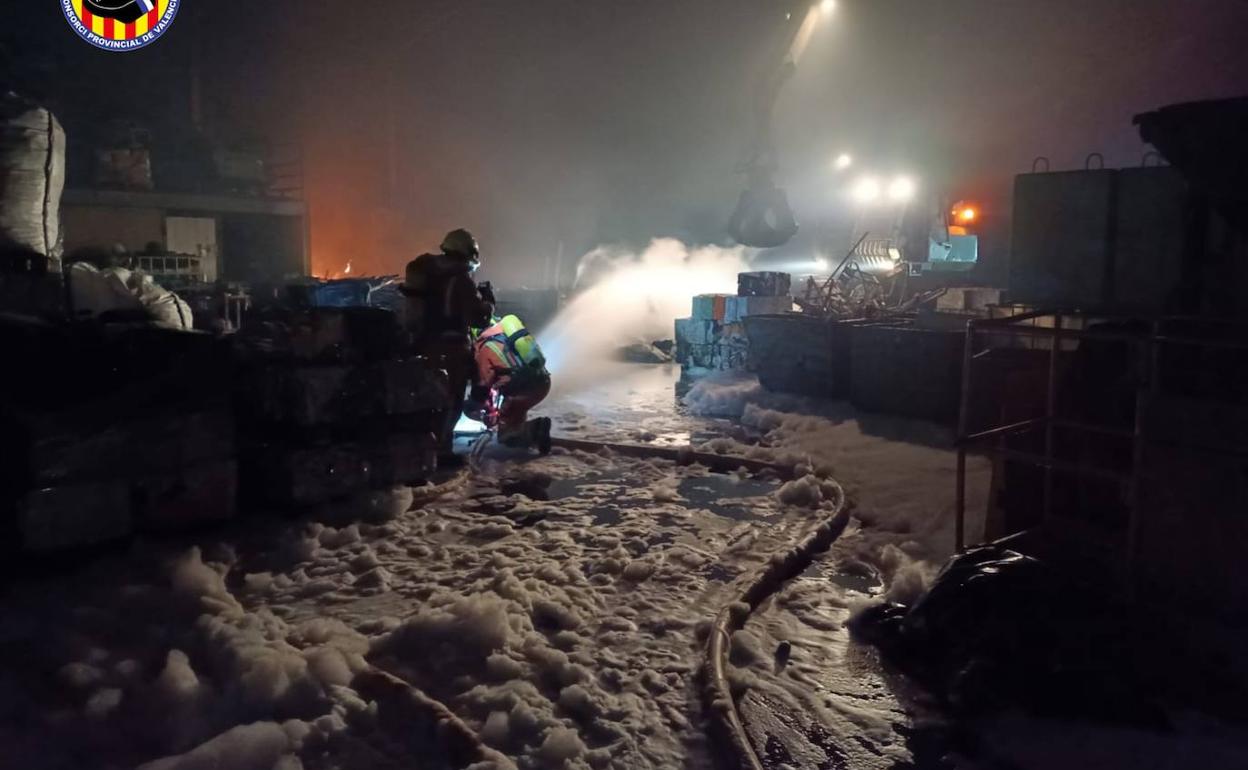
[848,543,1243,729]
[0,320,236,554]
[233,306,448,507]
[795,268,947,319]
[674,271,793,374]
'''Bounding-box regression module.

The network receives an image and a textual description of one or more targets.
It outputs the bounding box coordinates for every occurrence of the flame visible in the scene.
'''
[344,260,353,276]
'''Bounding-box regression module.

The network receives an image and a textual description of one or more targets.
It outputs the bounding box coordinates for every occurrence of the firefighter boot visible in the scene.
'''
[536,417,552,455]
[499,417,551,452]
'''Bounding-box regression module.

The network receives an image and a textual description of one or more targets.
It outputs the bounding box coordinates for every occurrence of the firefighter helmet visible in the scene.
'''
[440,228,480,267]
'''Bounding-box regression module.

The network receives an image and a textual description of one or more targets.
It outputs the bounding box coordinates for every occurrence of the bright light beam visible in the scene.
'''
[888,176,916,203]
[789,1,829,64]
[851,176,882,204]
[833,153,853,171]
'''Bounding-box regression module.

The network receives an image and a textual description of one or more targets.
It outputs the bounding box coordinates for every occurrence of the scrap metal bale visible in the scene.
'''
[133,459,238,532]
[295,306,401,361]
[0,318,231,412]
[246,358,448,427]
[16,481,132,553]
[724,294,791,323]
[235,307,401,364]
[382,358,451,415]
[692,294,731,322]
[243,430,436,507]
[737,271,791,297]
[367,431,438,488]
[687,343,718,370]
[0,317,239,549]
[244,440,372,507]
[715,338,749,371]
[24,409,235,486]
[674,317,717,364]
[250,363,354,427]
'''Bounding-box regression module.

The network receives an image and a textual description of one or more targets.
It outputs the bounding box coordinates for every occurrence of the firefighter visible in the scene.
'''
[400,228,495,467]
[465,314,552,454]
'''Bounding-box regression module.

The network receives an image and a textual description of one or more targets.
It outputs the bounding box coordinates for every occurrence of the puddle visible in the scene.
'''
[590,506,622,526]
[676,474,776,522]
[548,467,778,524]
[827,570,883,595]
[642,427,723,447]
[801,558,884,595]
[650,431,691,446]
[500,476,552,501]
[645,531,674,549]
[546,474,606,500]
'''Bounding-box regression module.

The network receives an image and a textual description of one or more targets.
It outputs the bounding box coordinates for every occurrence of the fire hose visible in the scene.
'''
[405,434,831,769]
[702,481,851,770]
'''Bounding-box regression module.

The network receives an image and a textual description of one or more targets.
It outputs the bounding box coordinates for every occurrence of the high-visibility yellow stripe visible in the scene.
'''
[115,22,128,40]
[136,14,149,35]
[92,15,103,35]
[158,0,169,17]
[71,0,82,18]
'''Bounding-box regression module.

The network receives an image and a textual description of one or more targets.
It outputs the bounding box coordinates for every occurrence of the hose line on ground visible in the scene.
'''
[405,437,817,769]
[702,482,851,770]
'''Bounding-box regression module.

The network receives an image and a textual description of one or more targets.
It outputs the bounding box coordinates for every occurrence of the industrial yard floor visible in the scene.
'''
[8,364,1240,769]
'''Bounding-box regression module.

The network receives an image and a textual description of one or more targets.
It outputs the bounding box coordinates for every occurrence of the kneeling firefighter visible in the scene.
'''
[466,314,552,454]
[400,229,495,466]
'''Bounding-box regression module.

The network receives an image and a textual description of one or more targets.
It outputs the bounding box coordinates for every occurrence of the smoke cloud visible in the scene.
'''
[538,239,750,394]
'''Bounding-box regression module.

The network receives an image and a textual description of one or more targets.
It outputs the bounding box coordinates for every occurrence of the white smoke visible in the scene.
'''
[538,238,750,394]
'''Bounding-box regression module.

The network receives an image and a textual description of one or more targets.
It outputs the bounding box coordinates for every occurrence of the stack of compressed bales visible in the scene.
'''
[673,272,793,375]
[233,307,448,506]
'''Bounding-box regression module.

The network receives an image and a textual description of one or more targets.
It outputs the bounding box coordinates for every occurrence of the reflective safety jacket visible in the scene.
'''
[473,314,548,391]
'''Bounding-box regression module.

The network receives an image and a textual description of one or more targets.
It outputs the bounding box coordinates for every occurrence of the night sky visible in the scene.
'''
[5,1,1247,285]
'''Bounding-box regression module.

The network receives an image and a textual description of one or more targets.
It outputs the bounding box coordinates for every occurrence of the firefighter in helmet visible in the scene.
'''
[400,229,495,466]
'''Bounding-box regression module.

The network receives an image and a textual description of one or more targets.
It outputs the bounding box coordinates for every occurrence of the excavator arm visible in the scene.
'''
[728,1,827,249]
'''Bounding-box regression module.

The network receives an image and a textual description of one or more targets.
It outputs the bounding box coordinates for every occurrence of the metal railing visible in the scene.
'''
[953,310,1248,569]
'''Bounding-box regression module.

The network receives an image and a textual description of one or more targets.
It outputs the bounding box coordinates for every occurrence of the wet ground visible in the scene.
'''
[543,470,779,525]
[534,364,947,769]
[10,364,1246,769]
[457,363,1248,770]
[544,362,729,447]
[739,549,954,770]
